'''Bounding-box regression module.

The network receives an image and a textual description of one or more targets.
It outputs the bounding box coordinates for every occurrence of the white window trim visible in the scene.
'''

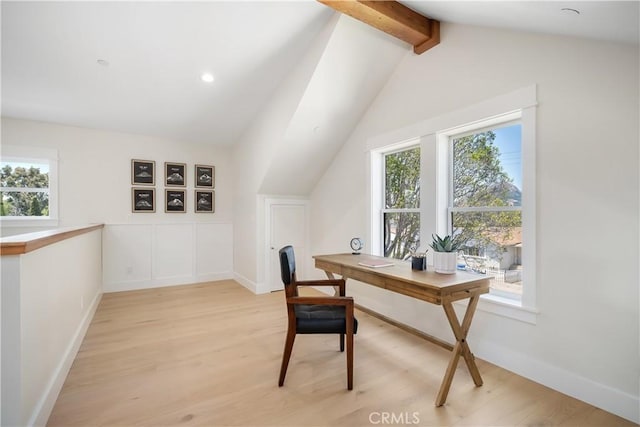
[369,138,420,256]
[367,85,538,323]
[0,146,59,228]
[439,112,537,322]
[380,145,422,257]
[441,115,523,295]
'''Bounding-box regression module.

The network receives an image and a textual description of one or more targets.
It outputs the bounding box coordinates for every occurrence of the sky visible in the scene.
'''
[0,161,49,174]
[493,124,522,190]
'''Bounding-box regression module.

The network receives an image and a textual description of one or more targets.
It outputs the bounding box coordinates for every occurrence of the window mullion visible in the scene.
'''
[450,206,522,213]
[0,187,49,193]
[382,208,421,214]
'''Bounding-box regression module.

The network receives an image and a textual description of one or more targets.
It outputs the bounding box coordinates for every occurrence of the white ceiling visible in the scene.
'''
[405,1,639,45]
[2,1,638,147]
[1,1,334,146]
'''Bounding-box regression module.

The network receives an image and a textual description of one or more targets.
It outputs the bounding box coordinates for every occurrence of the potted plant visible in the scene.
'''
[429,234,464,274]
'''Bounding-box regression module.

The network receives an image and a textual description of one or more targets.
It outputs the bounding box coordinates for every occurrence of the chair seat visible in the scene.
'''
[295,304,359,334]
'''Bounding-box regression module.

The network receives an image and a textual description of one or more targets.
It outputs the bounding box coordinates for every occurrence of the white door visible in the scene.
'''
[268,201,307,292]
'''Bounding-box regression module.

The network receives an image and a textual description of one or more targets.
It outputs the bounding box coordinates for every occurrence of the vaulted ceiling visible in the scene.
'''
[1,2,334,146]
[2,1,638,148]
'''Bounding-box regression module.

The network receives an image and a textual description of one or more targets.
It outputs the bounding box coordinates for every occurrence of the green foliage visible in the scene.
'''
[453,211,521,255]
[0,165,49,216]
[452,131,521,253]
[384,212,420,260]
[453,131,511,208]
[429,234,464,253]
[1,164,49,188]
[0,195,9,216]
[383,130,521,261]
[385,148,420,209]
[384,147,420,260]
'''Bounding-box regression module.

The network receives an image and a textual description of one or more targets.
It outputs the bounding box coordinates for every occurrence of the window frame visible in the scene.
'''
[367,85,537,323]
[446,119,524,301]
[0,146,59,229]
[370,139,420,257]
[434,108,537,317]
[381,145,421,259]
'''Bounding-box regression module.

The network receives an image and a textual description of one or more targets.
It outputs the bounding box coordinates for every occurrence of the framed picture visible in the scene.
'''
[131,159,155,185]
[132,188,155,212]
[165,162,186,187]
[165,189,186,213]
[195,190,215,213]
[195,164,215,188]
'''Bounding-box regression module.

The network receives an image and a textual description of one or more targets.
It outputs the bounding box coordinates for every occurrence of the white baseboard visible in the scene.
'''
[103,272,234,293]
[104,272,264,295]
[233,272,266,294]
[28,291,102,427]
[355,300,639,424]
[475,340,639,424]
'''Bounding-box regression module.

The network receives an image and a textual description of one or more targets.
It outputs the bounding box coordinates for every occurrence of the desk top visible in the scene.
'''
[313,253,490,305]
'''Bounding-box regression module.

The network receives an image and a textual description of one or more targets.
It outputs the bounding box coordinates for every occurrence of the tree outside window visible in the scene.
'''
[383,147,420,260]
[379,124,524,297]
[451,124,523,295]
[0,162,50,217]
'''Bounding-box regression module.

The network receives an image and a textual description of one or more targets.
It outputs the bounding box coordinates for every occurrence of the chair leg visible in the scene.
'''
[278,329,296,386]
[340,333,344,352]
[346,329,354,390]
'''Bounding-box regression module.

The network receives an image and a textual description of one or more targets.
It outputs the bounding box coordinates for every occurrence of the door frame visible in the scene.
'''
[264,197,310,292]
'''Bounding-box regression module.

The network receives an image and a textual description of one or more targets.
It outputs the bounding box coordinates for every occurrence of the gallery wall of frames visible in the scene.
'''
[131,159,215,213]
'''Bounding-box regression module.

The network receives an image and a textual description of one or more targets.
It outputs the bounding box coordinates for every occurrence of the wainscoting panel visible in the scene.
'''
[154,224,194,282]
[102,224,153,287]
[195,223,233,281]
[103,222,233,293]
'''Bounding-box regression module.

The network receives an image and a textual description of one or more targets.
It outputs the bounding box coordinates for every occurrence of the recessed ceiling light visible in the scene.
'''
[97,59,109,67]
[201,73,215,83]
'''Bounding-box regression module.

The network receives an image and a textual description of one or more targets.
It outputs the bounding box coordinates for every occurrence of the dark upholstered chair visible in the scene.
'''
[278,245,358,390]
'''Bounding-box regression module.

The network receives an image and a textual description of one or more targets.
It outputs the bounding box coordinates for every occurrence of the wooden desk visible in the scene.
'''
[313,253,490,406]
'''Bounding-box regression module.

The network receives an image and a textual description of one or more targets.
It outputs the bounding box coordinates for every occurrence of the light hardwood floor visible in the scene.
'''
[48,280,634,427]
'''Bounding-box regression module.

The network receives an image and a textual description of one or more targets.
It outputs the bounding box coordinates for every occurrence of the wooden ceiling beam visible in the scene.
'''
[317,0,440,54]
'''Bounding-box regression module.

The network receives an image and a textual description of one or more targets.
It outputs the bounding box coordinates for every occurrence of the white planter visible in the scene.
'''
[433,251,457,274]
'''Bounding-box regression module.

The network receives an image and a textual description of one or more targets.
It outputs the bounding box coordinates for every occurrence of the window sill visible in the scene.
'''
[454,292,539,324]
[0,217,59,228]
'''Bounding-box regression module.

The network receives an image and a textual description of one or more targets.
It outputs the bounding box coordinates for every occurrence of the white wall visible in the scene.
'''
[232,15,406,292]
[231,15,339,291]
[102,222,232,292]
[310,24,639,422]
[1,117,234,291]
[1,228,102,426]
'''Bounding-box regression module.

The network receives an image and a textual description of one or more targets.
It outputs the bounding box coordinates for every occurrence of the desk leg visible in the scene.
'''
[323,271,342,296]
[435,294,482,406]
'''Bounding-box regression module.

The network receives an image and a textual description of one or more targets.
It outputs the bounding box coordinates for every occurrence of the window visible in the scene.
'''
[1,160,50,217]
[369,85,537,320]
[382,146,420,260]
[0,146,58,227]
[449,122,523,298]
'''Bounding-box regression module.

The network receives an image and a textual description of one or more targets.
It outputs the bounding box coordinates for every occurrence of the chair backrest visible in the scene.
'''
[279,245,296,286]
[279,246,299,299]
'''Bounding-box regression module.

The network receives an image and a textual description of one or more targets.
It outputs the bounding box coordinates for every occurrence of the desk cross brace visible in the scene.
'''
[325,270,484,407]
[436,295,483,406]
